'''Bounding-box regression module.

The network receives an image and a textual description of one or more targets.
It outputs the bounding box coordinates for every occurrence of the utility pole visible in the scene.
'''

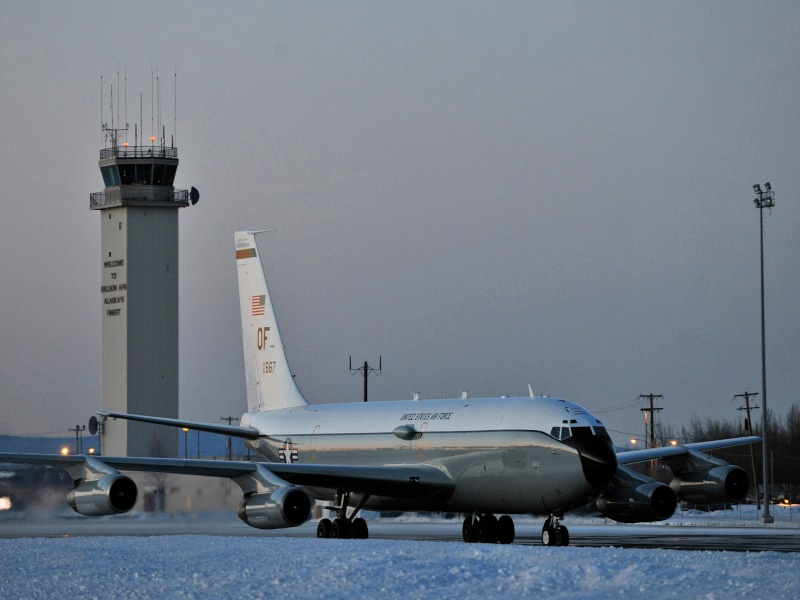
[639,394,664,448]
[350,356,382,402]
[736,391,761,510]
[69,425,86,454]
[221,416,239,460]
[753,182,775,523]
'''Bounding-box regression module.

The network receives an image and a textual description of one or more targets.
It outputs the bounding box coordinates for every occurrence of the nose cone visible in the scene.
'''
[564,435,618,488]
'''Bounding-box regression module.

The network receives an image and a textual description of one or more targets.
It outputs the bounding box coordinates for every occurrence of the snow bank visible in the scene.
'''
[1,535,797,599]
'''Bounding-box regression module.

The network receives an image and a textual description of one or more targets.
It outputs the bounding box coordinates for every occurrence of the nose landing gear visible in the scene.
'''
[541,513,569,546]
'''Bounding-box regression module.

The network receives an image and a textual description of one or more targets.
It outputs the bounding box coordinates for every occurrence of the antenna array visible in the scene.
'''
[99,67,178,152]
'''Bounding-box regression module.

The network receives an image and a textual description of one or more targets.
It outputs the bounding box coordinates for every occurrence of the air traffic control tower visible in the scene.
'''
[90,126,197,457]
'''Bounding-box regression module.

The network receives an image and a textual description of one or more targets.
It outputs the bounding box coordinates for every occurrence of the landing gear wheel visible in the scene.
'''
[541,524,555,546]
[497,515,515,545]
[559,525,569,547]
[542,513,570,547]
[331,517,350,539]
[462,516,478,543]
[317,518,332,538]
[477,515,498,543]
[352,517,369,539]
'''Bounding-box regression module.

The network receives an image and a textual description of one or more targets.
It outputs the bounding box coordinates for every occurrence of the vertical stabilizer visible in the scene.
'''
[235,231,307,412]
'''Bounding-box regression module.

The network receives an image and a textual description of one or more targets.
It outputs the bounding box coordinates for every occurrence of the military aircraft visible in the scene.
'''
[0,231,759,545]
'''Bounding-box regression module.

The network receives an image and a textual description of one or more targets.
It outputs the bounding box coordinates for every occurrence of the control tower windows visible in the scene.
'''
[163,164,177,186]
[153,164,166,185]
[101,166,120,187]
[136,164,152,185]
[119,165,135,185]
[103,161,177,187]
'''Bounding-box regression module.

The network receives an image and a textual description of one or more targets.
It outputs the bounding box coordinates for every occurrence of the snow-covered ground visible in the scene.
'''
[1,533,798,599]
[2,505,799,598]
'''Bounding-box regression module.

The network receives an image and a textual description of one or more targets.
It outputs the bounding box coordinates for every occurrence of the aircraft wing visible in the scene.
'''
[615,435,760,465]
[0,452,455,499]
[99,457,455,499]
[0,452,259,478]
[98,411,261,440]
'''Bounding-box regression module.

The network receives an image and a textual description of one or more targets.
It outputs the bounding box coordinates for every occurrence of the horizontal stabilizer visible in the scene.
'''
[98,411,260,440]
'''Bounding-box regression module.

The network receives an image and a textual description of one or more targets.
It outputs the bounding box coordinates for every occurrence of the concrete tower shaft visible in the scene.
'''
[90,132,190,458]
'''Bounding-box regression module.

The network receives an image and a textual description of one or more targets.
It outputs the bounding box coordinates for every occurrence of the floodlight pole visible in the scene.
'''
[753,183,775,523]
[221,416,239,461]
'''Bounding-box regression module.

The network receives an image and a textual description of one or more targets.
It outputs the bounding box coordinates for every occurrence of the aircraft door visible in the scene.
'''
[415,422,428,458]
[310,425,320,461]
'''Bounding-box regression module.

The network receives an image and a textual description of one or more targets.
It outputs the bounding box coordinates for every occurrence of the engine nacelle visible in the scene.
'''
[670,465,749,504]
[66,474,138,516]
[596,481,677,523]
[237,486,311,530]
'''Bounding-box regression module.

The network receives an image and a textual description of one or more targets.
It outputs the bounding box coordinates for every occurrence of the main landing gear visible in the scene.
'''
[461,513,515,544]
[541,513,569,546]
[316,490,370,540]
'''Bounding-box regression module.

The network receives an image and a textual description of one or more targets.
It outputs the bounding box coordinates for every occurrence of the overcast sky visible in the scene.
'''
[1,2,798,447]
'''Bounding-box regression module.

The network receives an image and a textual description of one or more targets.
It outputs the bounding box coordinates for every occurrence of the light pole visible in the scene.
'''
[69,424,86,454]
[753,182,775,523]
[182,428,189,459]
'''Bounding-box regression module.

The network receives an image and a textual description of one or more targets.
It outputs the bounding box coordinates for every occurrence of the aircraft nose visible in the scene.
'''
[563,435,618,488]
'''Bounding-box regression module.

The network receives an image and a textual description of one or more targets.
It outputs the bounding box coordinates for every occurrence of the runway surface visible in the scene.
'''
[2,513,799,552]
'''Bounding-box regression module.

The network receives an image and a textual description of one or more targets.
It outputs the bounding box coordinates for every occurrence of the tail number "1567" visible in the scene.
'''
[262,361,276,374]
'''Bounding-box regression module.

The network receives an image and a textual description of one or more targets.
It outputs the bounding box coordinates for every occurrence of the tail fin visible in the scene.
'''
[235,231,307,412]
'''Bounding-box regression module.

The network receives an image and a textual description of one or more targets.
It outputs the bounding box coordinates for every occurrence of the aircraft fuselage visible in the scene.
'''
[242,395,617,514]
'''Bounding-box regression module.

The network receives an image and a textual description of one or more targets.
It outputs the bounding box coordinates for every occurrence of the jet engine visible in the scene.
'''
[595,480,677,523]
[237,486,311,529]
[66,473,138,516]
[669,464,749,504]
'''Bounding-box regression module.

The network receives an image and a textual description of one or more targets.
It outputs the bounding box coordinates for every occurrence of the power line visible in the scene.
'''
[594,397,644,414]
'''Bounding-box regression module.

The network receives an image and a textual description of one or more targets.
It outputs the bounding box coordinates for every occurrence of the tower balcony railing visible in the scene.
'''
[99,145,178,160]
[90,189,189,208]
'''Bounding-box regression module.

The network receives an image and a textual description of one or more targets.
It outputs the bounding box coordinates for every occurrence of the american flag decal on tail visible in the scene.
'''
[251,295,266,316]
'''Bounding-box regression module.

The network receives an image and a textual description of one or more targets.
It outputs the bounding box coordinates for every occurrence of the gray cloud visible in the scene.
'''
[1,2,798,446]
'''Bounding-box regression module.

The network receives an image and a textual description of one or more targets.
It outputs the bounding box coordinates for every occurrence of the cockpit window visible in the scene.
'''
[550,426,571,440]
[553,424,611,441]
[570,426,593,438]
